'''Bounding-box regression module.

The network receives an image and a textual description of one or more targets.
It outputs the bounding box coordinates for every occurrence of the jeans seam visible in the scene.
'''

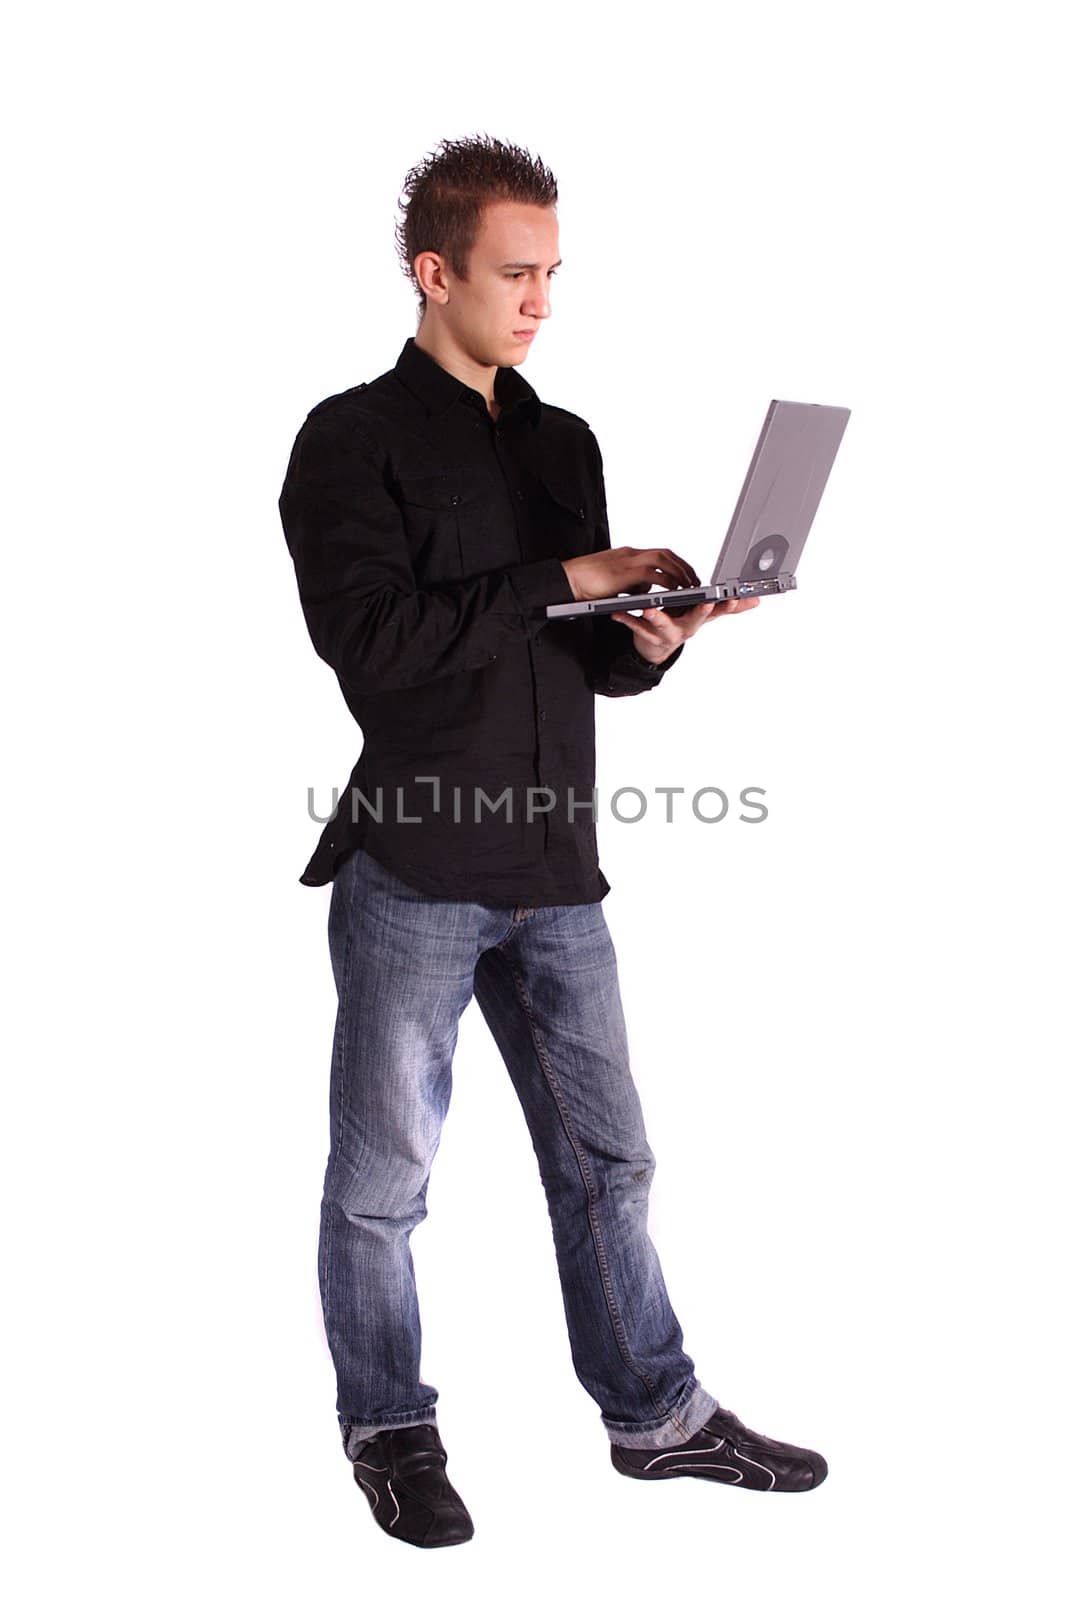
[322,909,356,1352]
[495,905,539,948]
[498,946,666,1419]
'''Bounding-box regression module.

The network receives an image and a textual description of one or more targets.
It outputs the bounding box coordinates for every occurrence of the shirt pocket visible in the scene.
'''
[536,469,598,556]
[393,467,506,583]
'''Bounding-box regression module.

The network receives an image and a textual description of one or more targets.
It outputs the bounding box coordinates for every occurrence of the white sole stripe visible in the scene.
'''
[641,1438,726,1471]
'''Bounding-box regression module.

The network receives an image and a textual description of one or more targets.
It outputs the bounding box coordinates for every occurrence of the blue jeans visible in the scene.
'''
[320,847,718,1457]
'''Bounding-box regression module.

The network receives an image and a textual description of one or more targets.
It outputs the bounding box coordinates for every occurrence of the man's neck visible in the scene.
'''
[415,323,499,418]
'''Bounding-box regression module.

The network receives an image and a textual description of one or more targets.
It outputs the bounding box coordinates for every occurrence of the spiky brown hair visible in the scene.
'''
[395,133,558,319]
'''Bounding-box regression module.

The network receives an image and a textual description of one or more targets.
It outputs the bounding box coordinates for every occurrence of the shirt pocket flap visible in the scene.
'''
[394,468,472,509]
[538,471,589,523]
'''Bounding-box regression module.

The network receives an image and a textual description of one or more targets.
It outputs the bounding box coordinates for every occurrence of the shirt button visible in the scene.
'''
[515,488,525,501]
[450,494,461,506]
[539,710,547,721]
[578,507,586,520]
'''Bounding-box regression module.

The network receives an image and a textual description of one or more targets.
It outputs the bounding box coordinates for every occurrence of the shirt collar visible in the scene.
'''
[394,335,542,427]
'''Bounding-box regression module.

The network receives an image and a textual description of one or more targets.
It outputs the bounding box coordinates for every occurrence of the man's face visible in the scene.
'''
[423,200,560,369]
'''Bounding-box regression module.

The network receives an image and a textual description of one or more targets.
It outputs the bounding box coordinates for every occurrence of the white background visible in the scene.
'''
[4,1,1063,1595]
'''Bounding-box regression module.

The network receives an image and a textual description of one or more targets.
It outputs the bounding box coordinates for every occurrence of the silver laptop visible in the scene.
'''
[544,399,851,618]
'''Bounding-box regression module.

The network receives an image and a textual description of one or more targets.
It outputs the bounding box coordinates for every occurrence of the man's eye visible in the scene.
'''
[508,270,558,280]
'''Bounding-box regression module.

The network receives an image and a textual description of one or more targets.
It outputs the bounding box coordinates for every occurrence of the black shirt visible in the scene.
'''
[278,336,684,905]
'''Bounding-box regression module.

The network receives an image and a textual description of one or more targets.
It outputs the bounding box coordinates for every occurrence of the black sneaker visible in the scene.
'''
[349,1422,475,1546]
[611,1405,828,1492]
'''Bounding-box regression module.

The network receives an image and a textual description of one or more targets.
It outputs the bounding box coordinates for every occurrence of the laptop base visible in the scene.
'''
[545,573,796,620]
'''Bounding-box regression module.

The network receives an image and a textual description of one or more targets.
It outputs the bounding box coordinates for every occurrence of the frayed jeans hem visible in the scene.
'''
[339,1406,439,1459]
[601,1379,719,1450]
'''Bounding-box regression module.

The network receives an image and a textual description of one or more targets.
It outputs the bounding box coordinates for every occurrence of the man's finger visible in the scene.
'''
[635,549,700,589]
[654,548,701,587]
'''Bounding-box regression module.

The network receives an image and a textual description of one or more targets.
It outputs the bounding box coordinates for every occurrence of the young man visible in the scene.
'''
[279,134,827,1549]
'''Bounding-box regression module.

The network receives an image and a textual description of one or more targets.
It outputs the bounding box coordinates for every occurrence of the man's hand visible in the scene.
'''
[611,594,760,665]
[562,545,702,601]
[560,545,760,666]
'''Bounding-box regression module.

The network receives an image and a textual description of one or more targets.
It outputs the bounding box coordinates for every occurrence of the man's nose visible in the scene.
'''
[524,286,552,319]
